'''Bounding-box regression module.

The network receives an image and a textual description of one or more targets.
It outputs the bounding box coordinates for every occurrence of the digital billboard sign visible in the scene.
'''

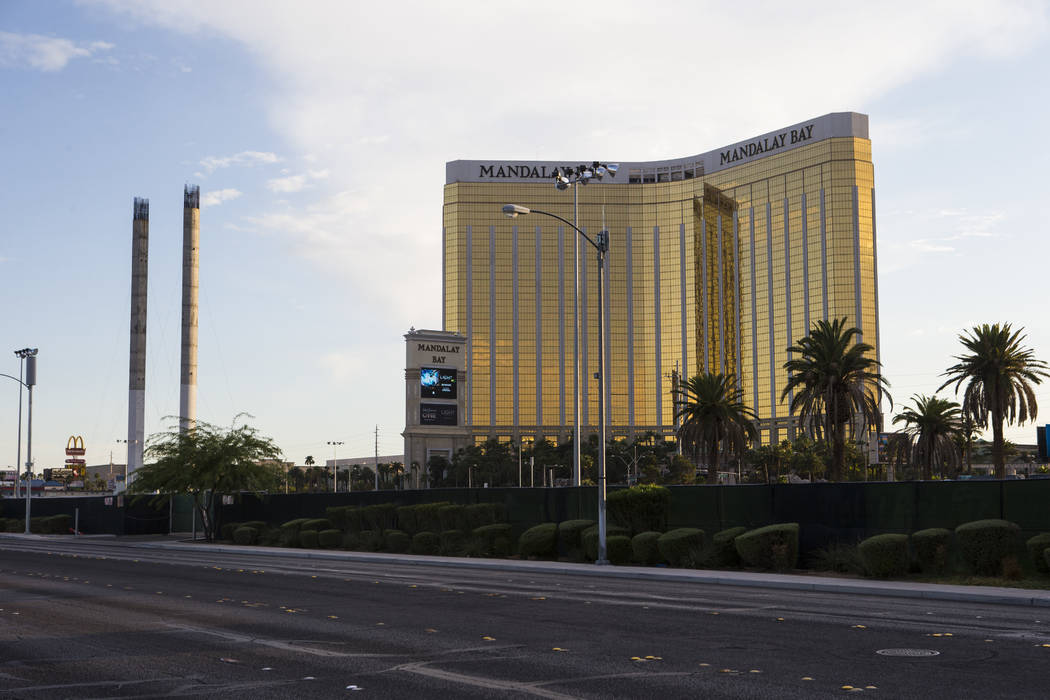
[421,403,457,426]
[420,367,457,399]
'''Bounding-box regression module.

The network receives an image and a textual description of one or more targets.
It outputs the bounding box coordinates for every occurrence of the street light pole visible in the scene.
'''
[549,163,617,487]
[327,441,343,492]
[502,203,612,565]
[23,352,37,535]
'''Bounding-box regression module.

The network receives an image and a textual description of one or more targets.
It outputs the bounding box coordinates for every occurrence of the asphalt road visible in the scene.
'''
[0,537,1049,699]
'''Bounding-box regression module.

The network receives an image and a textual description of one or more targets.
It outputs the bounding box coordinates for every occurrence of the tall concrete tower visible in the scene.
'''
[179,184,200,433]
[127,197,149,484]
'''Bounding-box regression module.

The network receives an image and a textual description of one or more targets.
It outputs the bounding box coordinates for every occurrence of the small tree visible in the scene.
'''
[129,415,283,541]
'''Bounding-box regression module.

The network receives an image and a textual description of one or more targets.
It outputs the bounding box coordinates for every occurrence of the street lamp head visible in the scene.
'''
[502,204,530,218]
[554,174,571,190]
[606,163,619,176]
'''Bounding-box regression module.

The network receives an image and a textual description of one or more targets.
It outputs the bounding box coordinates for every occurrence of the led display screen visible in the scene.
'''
[420,367,457,399]
[420,403,457,426]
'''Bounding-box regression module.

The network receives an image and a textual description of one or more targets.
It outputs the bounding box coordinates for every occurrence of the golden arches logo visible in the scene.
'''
[65,435,85,456]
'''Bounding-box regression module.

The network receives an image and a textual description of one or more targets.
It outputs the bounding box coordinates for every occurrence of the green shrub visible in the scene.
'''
[556,520,595,560]
[1025,533,1050,574]
[411,531,441,555]
[657,528,705,568]
[397,502,450,535]
[607,535,633,565]
[362,503,398,531]
[438,505,468,532]
[705,526,748,568]
[631,531,666,566]
[48,514,72,534]
[808,540,863,574]
[325,506,351,531]
[318,529,343,549]
[518,523,558,559]
[1045,549,1050,573]
[220,522,241,541]
[299,529,319,549]
[858,534,910,578]
[955,519,1021,576]
[471,523,514,557]
[607,485,671,534]
[465,503,506,529]
[233,526,258,546]
[384,529,411,553]
[440,529,468,556]
[735,523,799,571]
[342,531,362,550]
[302,518,332,532]
[279,518,311,547]
[582,524,631,562]
[912,528,953,575]
[242,520,268,532]
[359,529,383,551]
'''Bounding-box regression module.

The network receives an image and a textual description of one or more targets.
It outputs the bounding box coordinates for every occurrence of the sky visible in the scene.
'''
[2,0,1050,472]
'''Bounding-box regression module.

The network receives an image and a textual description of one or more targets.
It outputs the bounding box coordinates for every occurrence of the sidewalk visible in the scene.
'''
[139,537,1050,608]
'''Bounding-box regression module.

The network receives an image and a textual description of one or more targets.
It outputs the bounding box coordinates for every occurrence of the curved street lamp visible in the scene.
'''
[503,203,611,565]
[541,163,617,487]
[3,348,37,535]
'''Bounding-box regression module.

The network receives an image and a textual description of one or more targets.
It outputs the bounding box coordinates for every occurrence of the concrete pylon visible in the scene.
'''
[179,185,199,434]
[127,197,149,484]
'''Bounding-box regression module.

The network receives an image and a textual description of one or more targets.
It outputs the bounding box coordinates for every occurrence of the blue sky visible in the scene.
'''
[2,1,1049,472]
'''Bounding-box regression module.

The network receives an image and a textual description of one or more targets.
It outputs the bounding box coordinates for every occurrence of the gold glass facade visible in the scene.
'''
[443,112,878,446]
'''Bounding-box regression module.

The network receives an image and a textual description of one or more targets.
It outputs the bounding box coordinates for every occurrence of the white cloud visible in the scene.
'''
[201,188,243,207]
[266,174,307,193]
[198,150,280,175]
[93,0,1049,321]
[0,31,114,71]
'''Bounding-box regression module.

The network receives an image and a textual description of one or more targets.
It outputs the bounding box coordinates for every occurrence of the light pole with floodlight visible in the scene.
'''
[11,348,34,499]
[503,203,611,564]
[548,162,617,487]
[327,441,344,492]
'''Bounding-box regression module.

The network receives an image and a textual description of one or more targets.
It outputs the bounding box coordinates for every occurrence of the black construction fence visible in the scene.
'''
[5,480,1049,553]
[0,494,193,536]
[217,479,1050,554]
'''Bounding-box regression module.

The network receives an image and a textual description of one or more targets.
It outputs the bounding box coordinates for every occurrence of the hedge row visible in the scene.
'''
[0,515,73,534]
[854,519,1050,579]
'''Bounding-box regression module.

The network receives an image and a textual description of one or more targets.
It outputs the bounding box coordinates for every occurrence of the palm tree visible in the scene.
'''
[674,372,758,484]
[939,323,1049,479]
[887,394,962,480]
[782,317,891,482]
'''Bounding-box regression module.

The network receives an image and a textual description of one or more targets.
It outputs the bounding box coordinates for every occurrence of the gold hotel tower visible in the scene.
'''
[442,112,878,447]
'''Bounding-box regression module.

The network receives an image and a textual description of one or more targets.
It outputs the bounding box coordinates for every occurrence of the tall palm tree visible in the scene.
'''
[674,372,758,484]
[940,323,1049,479]
[781,317,891,482]
[888,394,962,480]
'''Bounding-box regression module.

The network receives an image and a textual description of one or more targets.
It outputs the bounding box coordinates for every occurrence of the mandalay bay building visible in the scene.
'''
[442,111,879,448]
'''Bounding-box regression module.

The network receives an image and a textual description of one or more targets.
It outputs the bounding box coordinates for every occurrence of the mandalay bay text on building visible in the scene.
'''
[442,111,878,447]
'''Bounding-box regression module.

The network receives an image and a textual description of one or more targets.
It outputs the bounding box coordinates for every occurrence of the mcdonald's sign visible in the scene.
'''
[65,435,86,457]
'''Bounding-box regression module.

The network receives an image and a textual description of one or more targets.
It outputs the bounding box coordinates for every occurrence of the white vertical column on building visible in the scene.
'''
[820,188,829,322]
[580,229,589,429]
[717,214,725,376]
[801,193,810,335]
[489,225,496,430]
[700,218,708,373]
[852,185,863,340]
[749,209,759,419]
[558,226,566,433]
[678,222,688,381]
[535,225,543,432]
[466,225,472,426]
[766,203,776,430]
[783,197,793,422]
[512,224,519,434]
[627,226,635,431]
[653,226,662,429]
[733,211,742,382]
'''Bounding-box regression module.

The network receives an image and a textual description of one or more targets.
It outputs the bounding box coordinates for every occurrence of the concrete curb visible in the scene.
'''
[139,540,1050,608]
